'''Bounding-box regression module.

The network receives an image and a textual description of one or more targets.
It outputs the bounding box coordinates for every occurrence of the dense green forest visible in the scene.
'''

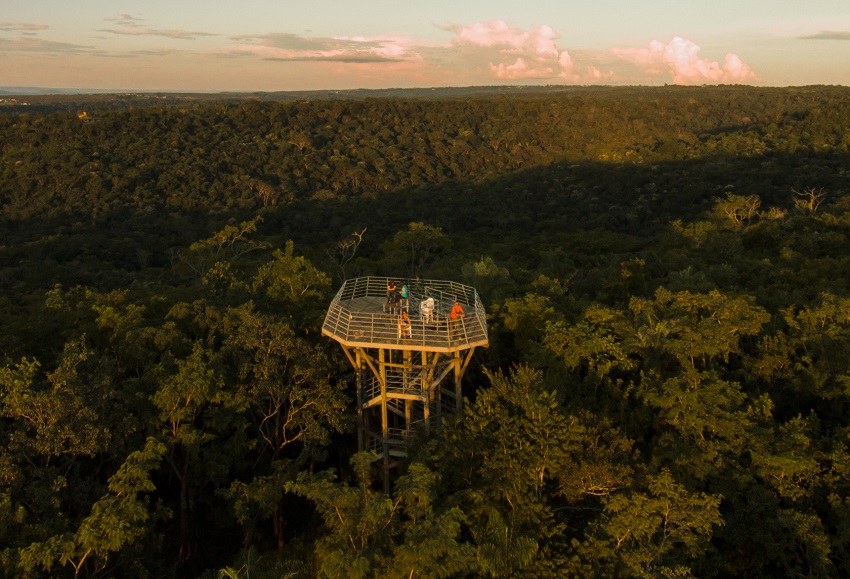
[2,85,850,577]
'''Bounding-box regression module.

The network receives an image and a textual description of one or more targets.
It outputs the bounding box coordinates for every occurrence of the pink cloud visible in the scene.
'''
[612,36,755,84]
[213,23,757,88]
[448,20,572,80]
[585,65,614,82]
[490,58,536,79]
[452,20,558,57]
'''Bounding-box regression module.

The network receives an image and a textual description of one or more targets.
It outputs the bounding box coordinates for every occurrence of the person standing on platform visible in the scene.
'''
[387,290,401,314]
[420,297,435,323]
[449,300,465,340]
[398,310,412,339]
[400,282,410,311]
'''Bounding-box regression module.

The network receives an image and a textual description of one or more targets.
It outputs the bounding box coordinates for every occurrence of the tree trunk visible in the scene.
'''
[177,454,196,572]
[273,505,286,550]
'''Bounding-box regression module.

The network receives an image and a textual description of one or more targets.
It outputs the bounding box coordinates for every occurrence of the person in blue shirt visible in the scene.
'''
[400,283,410,311]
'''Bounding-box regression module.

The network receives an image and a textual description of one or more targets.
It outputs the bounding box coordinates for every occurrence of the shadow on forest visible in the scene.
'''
[265,148,850,254]
[2,148,849,294]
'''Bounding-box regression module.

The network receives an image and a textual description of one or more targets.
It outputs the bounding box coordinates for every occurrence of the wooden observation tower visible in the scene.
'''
[322,277,488,489]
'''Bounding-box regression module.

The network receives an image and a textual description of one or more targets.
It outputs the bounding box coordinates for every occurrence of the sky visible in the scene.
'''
[2,0,849,92]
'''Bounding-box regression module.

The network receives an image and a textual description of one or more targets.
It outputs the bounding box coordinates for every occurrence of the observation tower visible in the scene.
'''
[322,276,488,489]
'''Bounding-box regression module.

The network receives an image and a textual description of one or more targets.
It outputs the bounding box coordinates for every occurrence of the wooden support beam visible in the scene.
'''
[453,351,463,412]
[339,344,358,370]
[379,348,389,493]
[460,346,477,375]
[356,350,363,451]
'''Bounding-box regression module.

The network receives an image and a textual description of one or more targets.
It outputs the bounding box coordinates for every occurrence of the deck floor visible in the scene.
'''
[324,294,487,352]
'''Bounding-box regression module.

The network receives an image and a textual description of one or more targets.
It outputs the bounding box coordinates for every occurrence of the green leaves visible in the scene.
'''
[286,452,397,578]
[253,240,331,306]
[628,288,769,368]
[72,438,165,556]
[1,351,110,460]
[429,366,636,575]
[221,303,348,457]
[584,469,722,578]
[286,455,477,579]
[381,222,451,278]
[712,193,761,228]
[252,239,332,328]
[153,342,226,438]
[17,438,165,576]
[548,288,769,384]
[640,371,749,447]
[174,217,273,301]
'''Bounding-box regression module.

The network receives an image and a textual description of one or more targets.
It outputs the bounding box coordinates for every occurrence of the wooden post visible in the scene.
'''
[454,350,463,412]
[379,348,389,493]
[356,350,363,452]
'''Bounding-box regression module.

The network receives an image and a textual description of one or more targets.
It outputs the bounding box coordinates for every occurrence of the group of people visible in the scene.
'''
[387,279,465,340]
[386,280,409,314]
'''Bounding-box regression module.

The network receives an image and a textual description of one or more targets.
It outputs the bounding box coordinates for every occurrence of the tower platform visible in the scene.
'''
[322,276,489,490]
[322,276,488,352]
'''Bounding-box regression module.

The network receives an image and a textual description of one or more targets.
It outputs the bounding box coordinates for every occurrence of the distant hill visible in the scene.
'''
[0,84,602,97]
[0,86,121,95]
[0,84,621,115]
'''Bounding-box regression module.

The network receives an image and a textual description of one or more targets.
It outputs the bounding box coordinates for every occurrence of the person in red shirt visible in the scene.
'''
[450,301,465,319]
[449,300,465,340]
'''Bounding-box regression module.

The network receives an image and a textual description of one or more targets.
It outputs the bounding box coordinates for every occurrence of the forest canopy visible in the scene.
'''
[1,85,850,577]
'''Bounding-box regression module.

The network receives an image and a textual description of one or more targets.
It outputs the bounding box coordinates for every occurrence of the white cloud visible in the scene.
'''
[447,20,573,80]
[612,36,755,84]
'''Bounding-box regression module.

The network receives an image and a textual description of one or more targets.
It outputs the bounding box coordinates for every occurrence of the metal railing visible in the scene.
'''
[361,359,454,402]
[323,276,488,350]
[362,419,433,453]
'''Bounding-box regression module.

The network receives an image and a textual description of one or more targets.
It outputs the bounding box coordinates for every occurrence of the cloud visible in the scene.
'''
[104,14,145,28]
[100,13,216,40]
[230,32,417,63]
[0,22,48,32]
[799,30,850,41]
[446,20,573,80]
[99,27,218,40]
[213,22,756,88]
[95,48,184,59]
[612,36,755,84]
[0,36,92,53]
[584,65,615,83]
